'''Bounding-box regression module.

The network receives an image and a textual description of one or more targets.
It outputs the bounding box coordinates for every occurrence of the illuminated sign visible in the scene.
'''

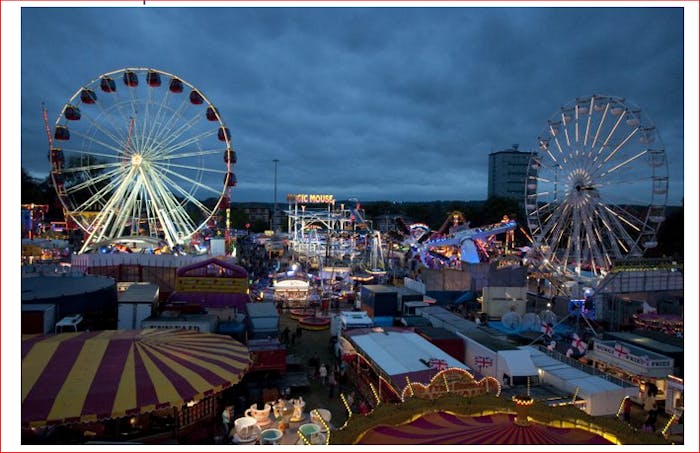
[286,193,335,204]
[176,277,248,293]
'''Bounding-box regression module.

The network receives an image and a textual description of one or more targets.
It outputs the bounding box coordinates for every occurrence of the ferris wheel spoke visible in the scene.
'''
[157,161,226,174]
[146,172,198,237]
[66,179,118,213]
[561,112,572,148]
[583,96,594,148]
[148,110,207,159]
[154,175,195,235]
[597,149,647,178]
[590,176,653,191]
[79,166,139,251]
[602,127,640,163]
[539,203,570,250]
[156,165,223,197]
[581,206,605,273]
[134,83,158,154]
[143,94,191,155]
[527,201,553,218]
[137,168,178,246]
[571,210,582,271]
[546,219,569,266]
[140,86,183,155]
[68,129,131,159]
[595,108,626,157]
[151,125,217,162]
[60,160,123,175]
[589,101,610,153]
[159,148,223,161]
[592,206,623,259]
[601,204,645,255]
[552,136,564,155]
[107,178,143,238]
[100,95,139,150]
[79,89,133,147]
[604,203,648,231]
[77,103,132,151]
[151,169,214,219]
[63,166,124,195]
[152,167,214,226]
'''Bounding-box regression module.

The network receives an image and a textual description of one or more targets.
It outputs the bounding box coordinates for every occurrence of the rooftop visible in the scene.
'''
[604,331,683,354]
[21,274,115,301]
[346,327,470,377]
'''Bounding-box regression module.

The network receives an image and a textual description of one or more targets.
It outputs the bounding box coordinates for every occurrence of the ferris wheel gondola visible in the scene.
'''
[48,67,236,253]
[525,94,668,277]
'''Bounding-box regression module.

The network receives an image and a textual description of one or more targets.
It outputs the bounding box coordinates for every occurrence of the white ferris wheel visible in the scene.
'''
[48,68,237,253]
[525,94,668,278]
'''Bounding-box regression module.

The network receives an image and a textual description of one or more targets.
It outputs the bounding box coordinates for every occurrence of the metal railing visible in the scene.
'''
[535,345,634,388]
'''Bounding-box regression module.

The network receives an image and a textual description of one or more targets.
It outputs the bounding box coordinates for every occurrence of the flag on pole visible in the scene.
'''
[571,333,586,354]
[541,322,553,337]
[614,342,629,358]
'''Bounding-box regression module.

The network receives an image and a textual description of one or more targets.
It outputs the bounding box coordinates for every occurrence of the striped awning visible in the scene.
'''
[357,412,613,444]
[22,329,250,427]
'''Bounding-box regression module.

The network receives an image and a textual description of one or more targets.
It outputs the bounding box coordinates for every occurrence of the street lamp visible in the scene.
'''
[272,159,279,231]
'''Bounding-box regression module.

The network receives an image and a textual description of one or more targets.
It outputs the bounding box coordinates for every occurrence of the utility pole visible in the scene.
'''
[272,159,279,231]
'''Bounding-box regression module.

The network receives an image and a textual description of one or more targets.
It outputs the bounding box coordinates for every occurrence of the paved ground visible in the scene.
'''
[278,306,355,431]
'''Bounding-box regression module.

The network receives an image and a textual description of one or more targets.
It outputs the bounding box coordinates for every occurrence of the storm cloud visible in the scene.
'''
[17,6,685,204]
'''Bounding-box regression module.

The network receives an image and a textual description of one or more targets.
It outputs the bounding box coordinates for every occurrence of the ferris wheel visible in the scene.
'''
[525,94,668,277]
[48,68,237,253]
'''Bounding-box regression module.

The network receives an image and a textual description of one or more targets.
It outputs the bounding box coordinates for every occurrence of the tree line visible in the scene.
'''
[22,167,682,259]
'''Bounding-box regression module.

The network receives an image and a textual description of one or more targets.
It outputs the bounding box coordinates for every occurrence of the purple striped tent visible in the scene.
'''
[357,412,614,445]
[22,329,250,427]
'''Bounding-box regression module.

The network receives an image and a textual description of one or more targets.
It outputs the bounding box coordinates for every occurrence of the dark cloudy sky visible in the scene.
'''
[17,5,685,205]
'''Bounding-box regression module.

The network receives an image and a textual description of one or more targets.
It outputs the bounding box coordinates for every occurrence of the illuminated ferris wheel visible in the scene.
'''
[525,94,668,277]
[48,68,237,253]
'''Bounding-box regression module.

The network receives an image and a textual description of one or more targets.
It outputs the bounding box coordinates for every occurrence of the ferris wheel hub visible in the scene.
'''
[131,154,144,167]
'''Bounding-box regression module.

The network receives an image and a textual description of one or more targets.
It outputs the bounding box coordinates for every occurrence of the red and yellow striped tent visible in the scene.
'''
[357,412,614,445]
[22,329,250,427]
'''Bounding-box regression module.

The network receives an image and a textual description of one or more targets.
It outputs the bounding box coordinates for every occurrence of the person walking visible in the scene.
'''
[622,397,632,423]
[319,363,328,385]
[643,403,658,432]
[221,405,233,441]
[327,371,337,398]
[346,391,355,412]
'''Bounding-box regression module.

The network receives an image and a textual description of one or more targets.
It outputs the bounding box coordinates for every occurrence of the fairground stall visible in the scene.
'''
[166,257,250,319]
[339,327,500,406]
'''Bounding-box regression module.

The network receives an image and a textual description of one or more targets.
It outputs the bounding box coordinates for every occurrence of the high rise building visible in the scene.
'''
[487,145,534,200]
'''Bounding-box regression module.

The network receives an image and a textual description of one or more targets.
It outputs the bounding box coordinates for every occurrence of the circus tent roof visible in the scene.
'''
[176,257,247,277]
[357,412,613,445]
[22,329,250,427]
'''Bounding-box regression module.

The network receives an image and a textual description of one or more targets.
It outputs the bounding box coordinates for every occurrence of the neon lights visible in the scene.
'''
[368,382,381,405]
[512,395,535,407]
[286,193,335,204]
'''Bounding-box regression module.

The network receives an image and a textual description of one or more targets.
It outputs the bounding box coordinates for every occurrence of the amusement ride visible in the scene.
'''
[46,67,236,254]
[525,94,668,293]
